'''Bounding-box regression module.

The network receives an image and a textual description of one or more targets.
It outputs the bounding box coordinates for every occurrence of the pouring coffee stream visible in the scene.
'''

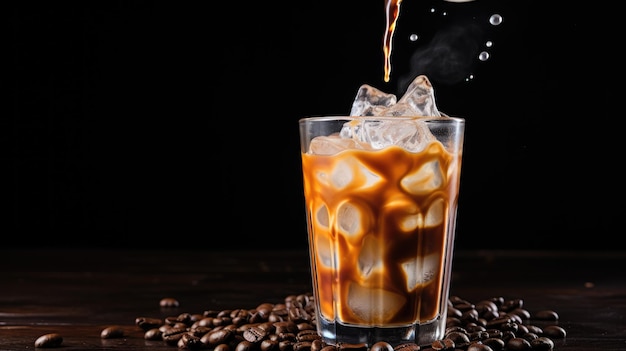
[383,0,402,83]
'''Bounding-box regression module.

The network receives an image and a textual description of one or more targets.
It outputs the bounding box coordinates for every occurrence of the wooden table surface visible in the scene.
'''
[0,248,624,350]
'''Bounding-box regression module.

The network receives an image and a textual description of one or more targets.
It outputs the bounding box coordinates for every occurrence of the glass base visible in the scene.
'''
[317,316,445,348]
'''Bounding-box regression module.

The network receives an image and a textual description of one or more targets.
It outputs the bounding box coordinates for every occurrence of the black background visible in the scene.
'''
[7,1,623,251]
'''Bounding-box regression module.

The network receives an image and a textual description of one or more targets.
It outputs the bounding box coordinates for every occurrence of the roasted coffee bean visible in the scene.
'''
[160,297,180,308]
[446,330,470,346]
[430,338,454,350]
[311,339,325,351]
[181,333,204,350]
[482,338,505,351]
[144,328,163,340]
[236,340,257,351]
[34,333,63,348]
[162,327,187,346]
[509,308,531,320]
[280,340,296,351]
[542,325,566,338]
[505,337,532,350]
[243,326,269,343]
[525,324,542,335]
[218,310,233,318]
[466,342,493,351]
[485,316,511,328]
[100,326,125,339]
[195,317,214,327]
[530,336,555,351]
[461,309,479,324]
[261,339,281,351]
[177,312,193,325]
[289,306,311,323]
[293,341,313,351]
[453,302,475,311]
[189,325,211,337]
[297,329,320,342]
[534,310,559,321]
[370,341,394,351]
[297,322,316,331]
[447,307,462,318]
[516,324,529,335]
[298,333,321,342]
[500,299,523,312]
[204,328,235,346]
[135,316,163,331]
[320,345,338,351]
[215,344,232,351]
[204,310,220,317]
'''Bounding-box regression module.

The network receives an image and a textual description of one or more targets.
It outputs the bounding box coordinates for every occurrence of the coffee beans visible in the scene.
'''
[34,333,63,348]
[125,293,566,351]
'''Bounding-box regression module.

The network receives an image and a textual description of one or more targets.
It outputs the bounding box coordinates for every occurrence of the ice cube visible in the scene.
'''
[401,160,443,195]
[350,75,441,118]
[315,230,334,268]
[315,204,329,228]
[347,283,406,324]
[309,135,365,155]
[396,75,441,117]
[331,160,355,189]
[337,202,363,236]
[350,85,397,116]
[424,198,445,228]
[401,253,440,291]
[358,234,384,278]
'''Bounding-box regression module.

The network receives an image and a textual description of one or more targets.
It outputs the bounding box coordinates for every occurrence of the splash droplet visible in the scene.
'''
[409,33,419,41]
[485,40,493,48]
[489,14,502,25]
[479,51,490,61]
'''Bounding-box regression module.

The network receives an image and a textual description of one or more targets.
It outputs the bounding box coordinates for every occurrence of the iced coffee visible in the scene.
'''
[299,75,464,346]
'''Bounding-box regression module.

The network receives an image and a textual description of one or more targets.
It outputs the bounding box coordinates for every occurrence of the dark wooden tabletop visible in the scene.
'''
[0,249,624,350]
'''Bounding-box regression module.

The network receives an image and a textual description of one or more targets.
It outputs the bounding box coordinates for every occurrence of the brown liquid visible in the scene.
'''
[384,0,402,83]
[302,140,462,326]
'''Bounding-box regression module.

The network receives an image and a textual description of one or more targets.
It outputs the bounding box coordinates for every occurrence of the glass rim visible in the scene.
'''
[299,115,465,124]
